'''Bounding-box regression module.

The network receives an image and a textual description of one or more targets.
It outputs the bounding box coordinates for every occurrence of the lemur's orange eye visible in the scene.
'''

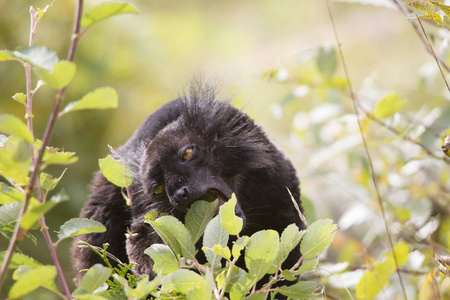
[182,147,194,161]
[154,184,164,195]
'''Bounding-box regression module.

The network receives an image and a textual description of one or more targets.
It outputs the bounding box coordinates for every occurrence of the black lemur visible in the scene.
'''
[72,82,306,277]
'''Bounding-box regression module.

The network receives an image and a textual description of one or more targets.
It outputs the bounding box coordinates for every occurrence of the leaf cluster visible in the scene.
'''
[74,196,337,300]
[0,1,137,299]
[265,12,450,297]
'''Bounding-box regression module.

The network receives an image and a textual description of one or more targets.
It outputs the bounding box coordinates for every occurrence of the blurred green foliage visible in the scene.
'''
[2,0,450,298]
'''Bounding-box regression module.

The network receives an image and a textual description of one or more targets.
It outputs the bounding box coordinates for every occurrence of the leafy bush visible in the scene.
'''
[2,0,450,299]
[73,197,337,300]
[0,1,136,299]
[265,1,450,298]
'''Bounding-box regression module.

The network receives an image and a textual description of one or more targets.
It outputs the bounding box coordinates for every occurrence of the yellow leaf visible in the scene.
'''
[374,93,407,119]
[418,272,438,300]
[384,241,410,266]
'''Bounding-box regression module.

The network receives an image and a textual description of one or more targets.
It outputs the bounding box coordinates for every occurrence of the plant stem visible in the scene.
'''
[29,7,36,47]
[361,107,450,165]
[218,258,238,300]
[40,217,72,298]
[0,0,84,296]
[0,189,30,292]
[324,0,408,299]
[391,0,450,74]
[68,0,84,62]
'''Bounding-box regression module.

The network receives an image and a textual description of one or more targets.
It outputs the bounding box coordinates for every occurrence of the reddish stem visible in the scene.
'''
[0,0,85,297]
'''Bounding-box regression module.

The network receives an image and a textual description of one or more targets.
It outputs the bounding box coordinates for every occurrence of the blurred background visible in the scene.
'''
[1,0,450,298]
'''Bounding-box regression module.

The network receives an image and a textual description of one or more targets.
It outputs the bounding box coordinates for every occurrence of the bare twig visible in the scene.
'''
[324,0,408,299]
[392,0,450,89]
[410,1,450,91]
[391,0,450,73]
[361,107,450,165]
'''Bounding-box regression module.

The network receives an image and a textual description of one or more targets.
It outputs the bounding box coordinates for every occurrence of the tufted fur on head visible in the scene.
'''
[72,80,305,277]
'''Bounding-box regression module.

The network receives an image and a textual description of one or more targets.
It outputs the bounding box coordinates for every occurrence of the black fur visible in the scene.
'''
[73,82,306,278]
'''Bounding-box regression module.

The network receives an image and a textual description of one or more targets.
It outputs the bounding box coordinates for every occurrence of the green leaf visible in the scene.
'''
[212,244,231,260]
[42,148,78,165]
[374,93,407,119]
[0,202,22,225]
[0,50,15,61]
[190,269,213,300]
[13,46,58,71]
[231,235,250,258]
[0,183,23,204]
[0,114,33,143]
[162,270,210,299]
[185,199,218,243]
[300,219,337,259]
[245,293,269,300]
[21,196,63,230]
[0,251,42,269]
[98,154,133,188]
[82,2,138,28]
[219,194,243,236]
[13,265,58,294]
[281,269,298,281]
[245,230,280,282]
[8,265,57,299]
[216,265,246,293]
[296,257,318,274]
[0,137,30,185]
[203,215,229,269]
[170,269,205,294]
[61,87,118,115]
[12,93,26,106]
[74,295,108,300]
[145,214,196,260]
[113,274,160,299]
[270,224,304,273]
[38,60,76,89]
[275,281,317,299]
[160,273,176,292]
[144,244,180,275]
[39,171,65,193]
[182,269,214,300]
[230,272,253,300]
[126,276,160,299]
[317,46,338,77]
[356,259,395,300]
[78,264,111,293]
[57,218,106,241]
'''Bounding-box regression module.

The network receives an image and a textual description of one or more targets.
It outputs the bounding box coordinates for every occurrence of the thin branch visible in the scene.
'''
[392,0,450,84]
[67,0,84,62]
[0,190,31,292]
[361,107,450,165]
[409,1,450,92]
[347,265,427,276]
[0,0,85,296]
[40,218,71,298]
[324,0,408,299]
[29,7,37,47]
[391,0,450,73]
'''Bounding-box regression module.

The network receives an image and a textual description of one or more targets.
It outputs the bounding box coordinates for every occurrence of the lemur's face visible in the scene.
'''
[139,122,243,219]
